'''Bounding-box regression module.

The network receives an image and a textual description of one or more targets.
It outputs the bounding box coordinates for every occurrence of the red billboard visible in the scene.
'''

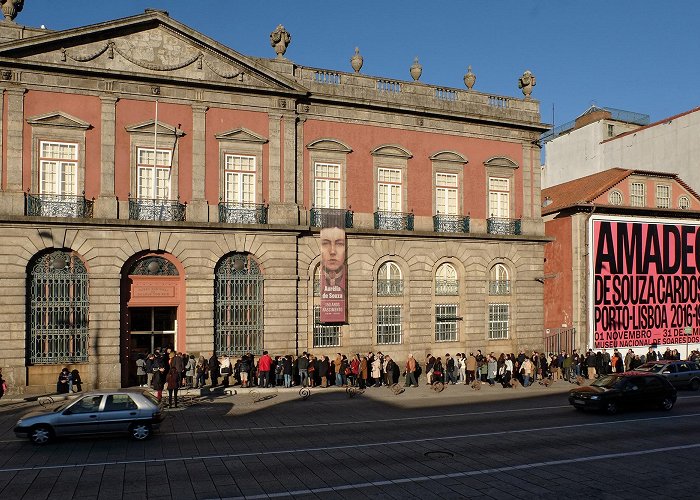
[319,223,347,323]
[590,216,700,349]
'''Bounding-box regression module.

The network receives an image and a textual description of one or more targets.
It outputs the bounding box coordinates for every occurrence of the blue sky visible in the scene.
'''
[17,0,700,127]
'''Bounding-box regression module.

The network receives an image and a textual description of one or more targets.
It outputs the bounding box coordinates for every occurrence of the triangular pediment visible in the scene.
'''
[0,10,306,94]
[215,128,268,144]
[26,111,91,130]
[126,119,185,137]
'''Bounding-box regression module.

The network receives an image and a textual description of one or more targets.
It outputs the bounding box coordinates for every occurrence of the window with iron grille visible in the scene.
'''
[608,190,622,206]
[656,184,670,209]
[378,261,403,296]
[679,195,691,209]
[29,251,89,364]
[214,253,263,356]
[435,304,458,342]
[435,263,458,295]
[488,303,509,340]
[630,182,646,207]
[313,305,341,347]
[377,305,402,344]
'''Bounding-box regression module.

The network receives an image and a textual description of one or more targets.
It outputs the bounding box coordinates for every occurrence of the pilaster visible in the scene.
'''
[188,104,209,222]
[1,87,26,215]
[94,95,118,219]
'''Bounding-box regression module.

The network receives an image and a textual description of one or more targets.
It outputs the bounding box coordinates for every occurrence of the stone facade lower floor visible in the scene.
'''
[0,219,546,394]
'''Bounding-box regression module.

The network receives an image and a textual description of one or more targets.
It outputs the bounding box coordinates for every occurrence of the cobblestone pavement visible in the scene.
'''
[1,381,700,499]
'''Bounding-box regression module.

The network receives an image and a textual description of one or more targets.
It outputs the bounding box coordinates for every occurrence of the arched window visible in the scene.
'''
[679,196,691,209]
[29,250,89,364]
[489,264,511,295]
[435,263,458,295]
[214,253,263,355]
[312,265,341,347]
[608,190,623,206]
[378,261,403,296]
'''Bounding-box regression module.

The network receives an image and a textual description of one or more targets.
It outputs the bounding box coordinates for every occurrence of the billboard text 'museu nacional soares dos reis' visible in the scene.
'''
[591,217,700,349]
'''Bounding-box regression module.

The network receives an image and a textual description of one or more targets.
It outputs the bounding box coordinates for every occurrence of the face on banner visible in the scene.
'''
[320,226,347,323]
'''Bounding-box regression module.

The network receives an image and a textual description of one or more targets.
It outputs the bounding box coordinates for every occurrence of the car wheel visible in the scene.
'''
[30,425,53,445]
[660,397,674,411]
[130,422,151,440]
[690,379,700,391]
[605,402,618,415]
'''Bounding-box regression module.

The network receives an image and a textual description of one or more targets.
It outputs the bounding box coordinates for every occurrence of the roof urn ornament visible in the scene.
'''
[270,24,291,59]
[410,57,422,81]
[350,47,363,73]
[1,0,24,22]
[518,70,536,98]
[463,65,476,90]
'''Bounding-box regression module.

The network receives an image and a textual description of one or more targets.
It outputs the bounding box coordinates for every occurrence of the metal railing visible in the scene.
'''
[218,202,267,224]
[374,211,414,231]
[26,193,94,218]
[433,214,470,233]
[487,217,522,235]
[377,279,404,296]
[489,280,511,295]
[435,279,459,296]
[544,327,577,355]
[309,207,353,228]
[129,198,186,221]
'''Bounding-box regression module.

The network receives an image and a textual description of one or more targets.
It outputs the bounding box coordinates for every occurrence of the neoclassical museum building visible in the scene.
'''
[0,6,548,392]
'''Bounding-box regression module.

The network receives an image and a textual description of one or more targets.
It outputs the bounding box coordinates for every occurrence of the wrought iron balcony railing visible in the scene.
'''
[218,202,268,224]
[309,207,354,228]
[377,279,404,296]
[487,217,522,235]
[433,214,470,233]
[374,211,414,231]
[129,198,186,221]
[489,280,511,295]
[26,193,94,218]
[435,279,459,296]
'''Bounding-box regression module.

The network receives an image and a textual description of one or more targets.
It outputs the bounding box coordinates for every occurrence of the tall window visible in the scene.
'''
[378,261,403,296]
[377,305,402,344]
[314,162,341,209]
[656,185,670,209]
[137,148,172,200]
[378,168,402,212]
[39,141,78,197]
[29,251,89,364]
[224,154,256,204]
[214,253,263,355]
[489,264,511,295]
[630,182,646,207]
[488,303,509,339]
[489,177,510,218]
[435,263,458,295]
[435,173,458,215]
[435,304,458,342]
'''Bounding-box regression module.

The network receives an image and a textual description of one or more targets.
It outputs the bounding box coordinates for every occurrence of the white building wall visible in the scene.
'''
[543,109,700,191]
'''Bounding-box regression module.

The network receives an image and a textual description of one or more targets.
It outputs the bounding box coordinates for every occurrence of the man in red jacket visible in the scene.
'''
[258,351,273,388]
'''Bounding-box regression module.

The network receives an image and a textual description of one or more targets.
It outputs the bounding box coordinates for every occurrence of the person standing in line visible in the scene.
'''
[136,355,147,387]
[209,353,220,387]
[445,354,456,385]
[166,365,180,408]
[0,368,6,399]
[371,355,382,387]
[298,352,309,388]
[258,350,272,388]
[185,355,196,388]
[283,355,293,388]
[152,357,165,403]
[404,354,418,387]
[145,353,155,388]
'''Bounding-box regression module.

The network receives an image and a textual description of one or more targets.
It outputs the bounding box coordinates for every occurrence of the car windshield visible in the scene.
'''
[591,375,626,389]
[635,363,665,373]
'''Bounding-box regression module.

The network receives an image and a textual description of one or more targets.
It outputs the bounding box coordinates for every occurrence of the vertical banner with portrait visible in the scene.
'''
[319,212,347,323]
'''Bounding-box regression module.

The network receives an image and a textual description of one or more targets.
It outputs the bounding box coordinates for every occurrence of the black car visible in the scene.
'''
[568,372,676,415]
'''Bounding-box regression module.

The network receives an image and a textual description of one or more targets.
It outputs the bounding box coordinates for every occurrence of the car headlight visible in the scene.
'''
[16,419,22,425]
[590,395,600,400]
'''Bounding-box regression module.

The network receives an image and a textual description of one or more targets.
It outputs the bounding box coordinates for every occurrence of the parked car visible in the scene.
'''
[14,389,164,444]
[633,360,700,390]
[569,372,676,415]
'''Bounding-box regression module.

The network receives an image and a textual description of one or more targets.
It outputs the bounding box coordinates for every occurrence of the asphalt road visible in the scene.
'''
[0,383,699,499]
